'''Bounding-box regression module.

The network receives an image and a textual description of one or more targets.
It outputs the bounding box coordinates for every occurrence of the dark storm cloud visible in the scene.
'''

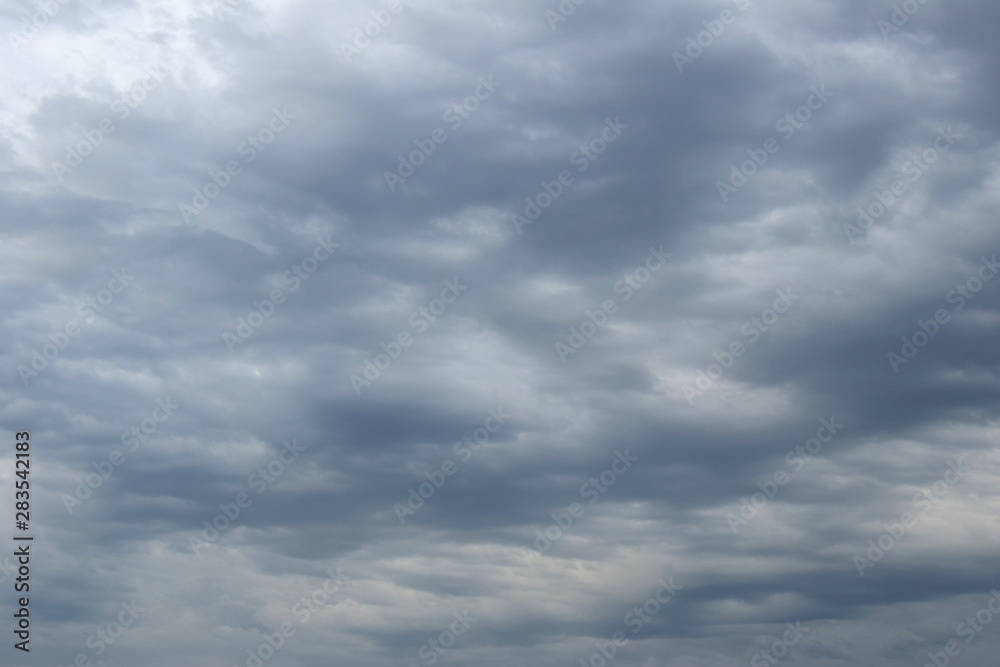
[1,0,999,665]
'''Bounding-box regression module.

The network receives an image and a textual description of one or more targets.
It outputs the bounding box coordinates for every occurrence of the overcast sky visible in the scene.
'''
[2,0,1000,665]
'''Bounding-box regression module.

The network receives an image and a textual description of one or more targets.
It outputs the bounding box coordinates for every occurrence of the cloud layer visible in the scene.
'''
[2,0,1000,665]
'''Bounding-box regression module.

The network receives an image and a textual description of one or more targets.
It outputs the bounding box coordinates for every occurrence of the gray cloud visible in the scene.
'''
[2,0,1000,665]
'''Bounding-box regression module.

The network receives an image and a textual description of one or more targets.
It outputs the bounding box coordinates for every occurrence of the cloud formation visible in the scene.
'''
[2,0,1000,665]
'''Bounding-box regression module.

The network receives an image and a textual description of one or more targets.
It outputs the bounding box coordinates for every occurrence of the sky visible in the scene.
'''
[1,0,1000,665]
